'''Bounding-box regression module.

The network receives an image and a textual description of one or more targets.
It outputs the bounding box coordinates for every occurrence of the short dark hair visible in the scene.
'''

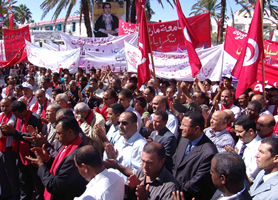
[123,111,137,124]
[261,138,278,157]
[204,79,212,86]
[56,108,75,118]
[195,90,206,100]
[52,88,63,94]
[75,145,102,168]
[169,79,177,85]
[248,100,262,113]
[11,100,27,113]
[143,142,165,160]
[154,110,168,122]
[108,103,125,115]
[183,111,205,131]
[113,77,121,86]
[129,77,138,85]
[55,116,79,135]
[135,96,147,108]
[160,96,169,110]
[161,80,170,87]
[90,68,96,73]
[119,89,132,99]
[15,84,23,90]
[213,152,246,184]
[90,78,97,83]
[105,89,117,99]
[102,2,111,9]
[146,86,155,96]
[43,77,50,83]
[268,87,278,93]
[52,72,59,77]
[234,115,256,132]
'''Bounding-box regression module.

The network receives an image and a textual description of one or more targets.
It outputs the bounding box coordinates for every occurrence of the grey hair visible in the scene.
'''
[56,93,68,101]
[49,104,61,112]
[86,85,94,91]
[74,102,89,113]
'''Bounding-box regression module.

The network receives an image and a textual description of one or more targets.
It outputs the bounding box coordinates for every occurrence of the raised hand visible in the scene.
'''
[136,184,149,200]
[105,143,118,159]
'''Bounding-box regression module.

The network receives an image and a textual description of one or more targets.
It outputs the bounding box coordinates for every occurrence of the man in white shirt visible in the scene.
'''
[41,77,53,101]
[0,98,19,199]
[19,82,37,109]
[1,76,15,98]
[225,115,261,182]
[74,145,124,200]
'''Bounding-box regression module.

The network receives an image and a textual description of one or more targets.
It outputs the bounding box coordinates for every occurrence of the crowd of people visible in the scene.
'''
[0,62,278,200]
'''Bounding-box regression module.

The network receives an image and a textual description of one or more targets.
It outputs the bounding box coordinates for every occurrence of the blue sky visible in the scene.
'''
[14,0,242,23]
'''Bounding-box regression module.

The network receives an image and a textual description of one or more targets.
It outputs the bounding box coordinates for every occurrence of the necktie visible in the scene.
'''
[38,104,43,116]
[183,142,192,159]
[239,143,247,157]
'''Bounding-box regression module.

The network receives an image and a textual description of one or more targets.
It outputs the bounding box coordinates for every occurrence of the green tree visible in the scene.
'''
[14,4,32,24]
[40,0,93,37]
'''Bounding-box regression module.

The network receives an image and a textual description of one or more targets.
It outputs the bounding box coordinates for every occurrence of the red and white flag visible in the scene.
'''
[176,0,202,77]
[137,6,151,90]
[232,0,264,98]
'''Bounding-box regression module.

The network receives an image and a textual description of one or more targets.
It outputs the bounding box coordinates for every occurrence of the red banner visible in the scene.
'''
[225,26,278,66]
[0,45,27,68]
[3,25,30,60]
[119,12,211,52]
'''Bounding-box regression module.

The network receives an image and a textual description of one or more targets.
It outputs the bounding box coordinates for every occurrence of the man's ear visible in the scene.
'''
[220,174,227,185]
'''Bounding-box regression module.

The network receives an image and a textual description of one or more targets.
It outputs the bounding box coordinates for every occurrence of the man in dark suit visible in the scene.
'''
[210,152,252,200]
[1,100,44,200]
[149,110,176,172]
[26,116,87,200]
[172,111,218,200]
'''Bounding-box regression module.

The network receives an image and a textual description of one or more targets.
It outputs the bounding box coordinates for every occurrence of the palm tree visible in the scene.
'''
[40,0,93,37]
[14,4,32,24]
[219,0,226,44]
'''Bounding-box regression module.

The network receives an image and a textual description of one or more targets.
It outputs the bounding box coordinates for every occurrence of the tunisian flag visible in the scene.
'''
[137,6,151,90]
[232,0,264,98]
[176,0,202,77]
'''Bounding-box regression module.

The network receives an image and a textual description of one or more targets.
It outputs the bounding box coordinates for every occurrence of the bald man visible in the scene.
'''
[256,114,277,139]
[204,111,235,152]
[251,94,272,116]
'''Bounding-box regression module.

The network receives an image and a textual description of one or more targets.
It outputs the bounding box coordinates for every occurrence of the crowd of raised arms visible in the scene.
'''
[1,62,278,200]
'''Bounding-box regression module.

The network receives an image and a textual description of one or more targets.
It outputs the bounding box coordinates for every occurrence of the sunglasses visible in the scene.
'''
[268,94,278,98]
[117,121,129,126]
[103,97,112,100]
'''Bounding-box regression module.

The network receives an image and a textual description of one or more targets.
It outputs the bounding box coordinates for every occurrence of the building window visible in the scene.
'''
[72,22,76,32]
[63,25,66,32]
[236,25,242,30]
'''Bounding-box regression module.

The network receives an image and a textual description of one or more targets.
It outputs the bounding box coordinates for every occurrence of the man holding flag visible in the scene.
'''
[232,0,264,98]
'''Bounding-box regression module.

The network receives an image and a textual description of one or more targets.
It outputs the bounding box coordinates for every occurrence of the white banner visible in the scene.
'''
[125,42,224,81]
[31,31,62,41]
[60,32,138,67]
[26,41,80,74]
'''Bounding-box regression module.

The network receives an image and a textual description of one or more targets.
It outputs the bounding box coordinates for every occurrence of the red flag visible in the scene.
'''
[135,0,146,24]
[175,0,202,77]
[231,0,264,98]
[137,6,151,90]
[9,14,14,29]
[216,18,221,44]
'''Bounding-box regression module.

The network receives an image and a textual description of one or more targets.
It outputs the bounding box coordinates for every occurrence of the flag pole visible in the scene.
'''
[142,5,158,93]
[259,0,266,100]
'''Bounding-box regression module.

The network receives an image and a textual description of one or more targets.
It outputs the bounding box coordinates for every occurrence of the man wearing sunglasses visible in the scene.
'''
[265,87,278,115]
[103,111,147,181]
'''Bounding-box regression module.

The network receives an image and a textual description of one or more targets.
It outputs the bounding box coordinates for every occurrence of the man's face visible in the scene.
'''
[64,75,71,84]
[143,88,153,102]
[221,90,232,106]
[256,143,276,172]
[103,92,114,106]
[235,125,254,144]
[107,108,118,125]
[74,109,87,119]
[35,91,46,105]
[27,78,34,86]
[166,88,174,100]
[0,100,11,114]
[52,74,59,82]
[8,76,15,85]
[118,113,136,137]
[12,110,27,119]
[46,105,56,123]
[223,78,231,88]
[152,114,167,132]
[41,80,49,90]
[238,94,248,107]
[210,112,225,132]
[118,94,130,109]
[161,84,167,94]
[152,97,165,112]
[193,92,204,105]
[91,81,98,90]
[246,104,259,119]
[256,117,273,138]
[103,4,111,15]
[84,88,92,98]
[141,151,164,178]
[55,123,70,146]
[23,88,32,98]
[120,76,127,87]
[267,90,278,104]
[180,116,195,140]
[69,81,77,92]
[210,158,223,190]
[14,88,23,99]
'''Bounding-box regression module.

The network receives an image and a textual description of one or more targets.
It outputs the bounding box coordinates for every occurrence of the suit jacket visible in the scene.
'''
[172,134,218,200]
[37,141,87,200]
[150,127,177,172]
[249,170,278,200]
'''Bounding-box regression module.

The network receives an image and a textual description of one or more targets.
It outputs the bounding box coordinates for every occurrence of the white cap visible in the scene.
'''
[22,82,33,90]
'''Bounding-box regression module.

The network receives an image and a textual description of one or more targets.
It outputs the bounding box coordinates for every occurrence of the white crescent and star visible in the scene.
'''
[243,38,259,67]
